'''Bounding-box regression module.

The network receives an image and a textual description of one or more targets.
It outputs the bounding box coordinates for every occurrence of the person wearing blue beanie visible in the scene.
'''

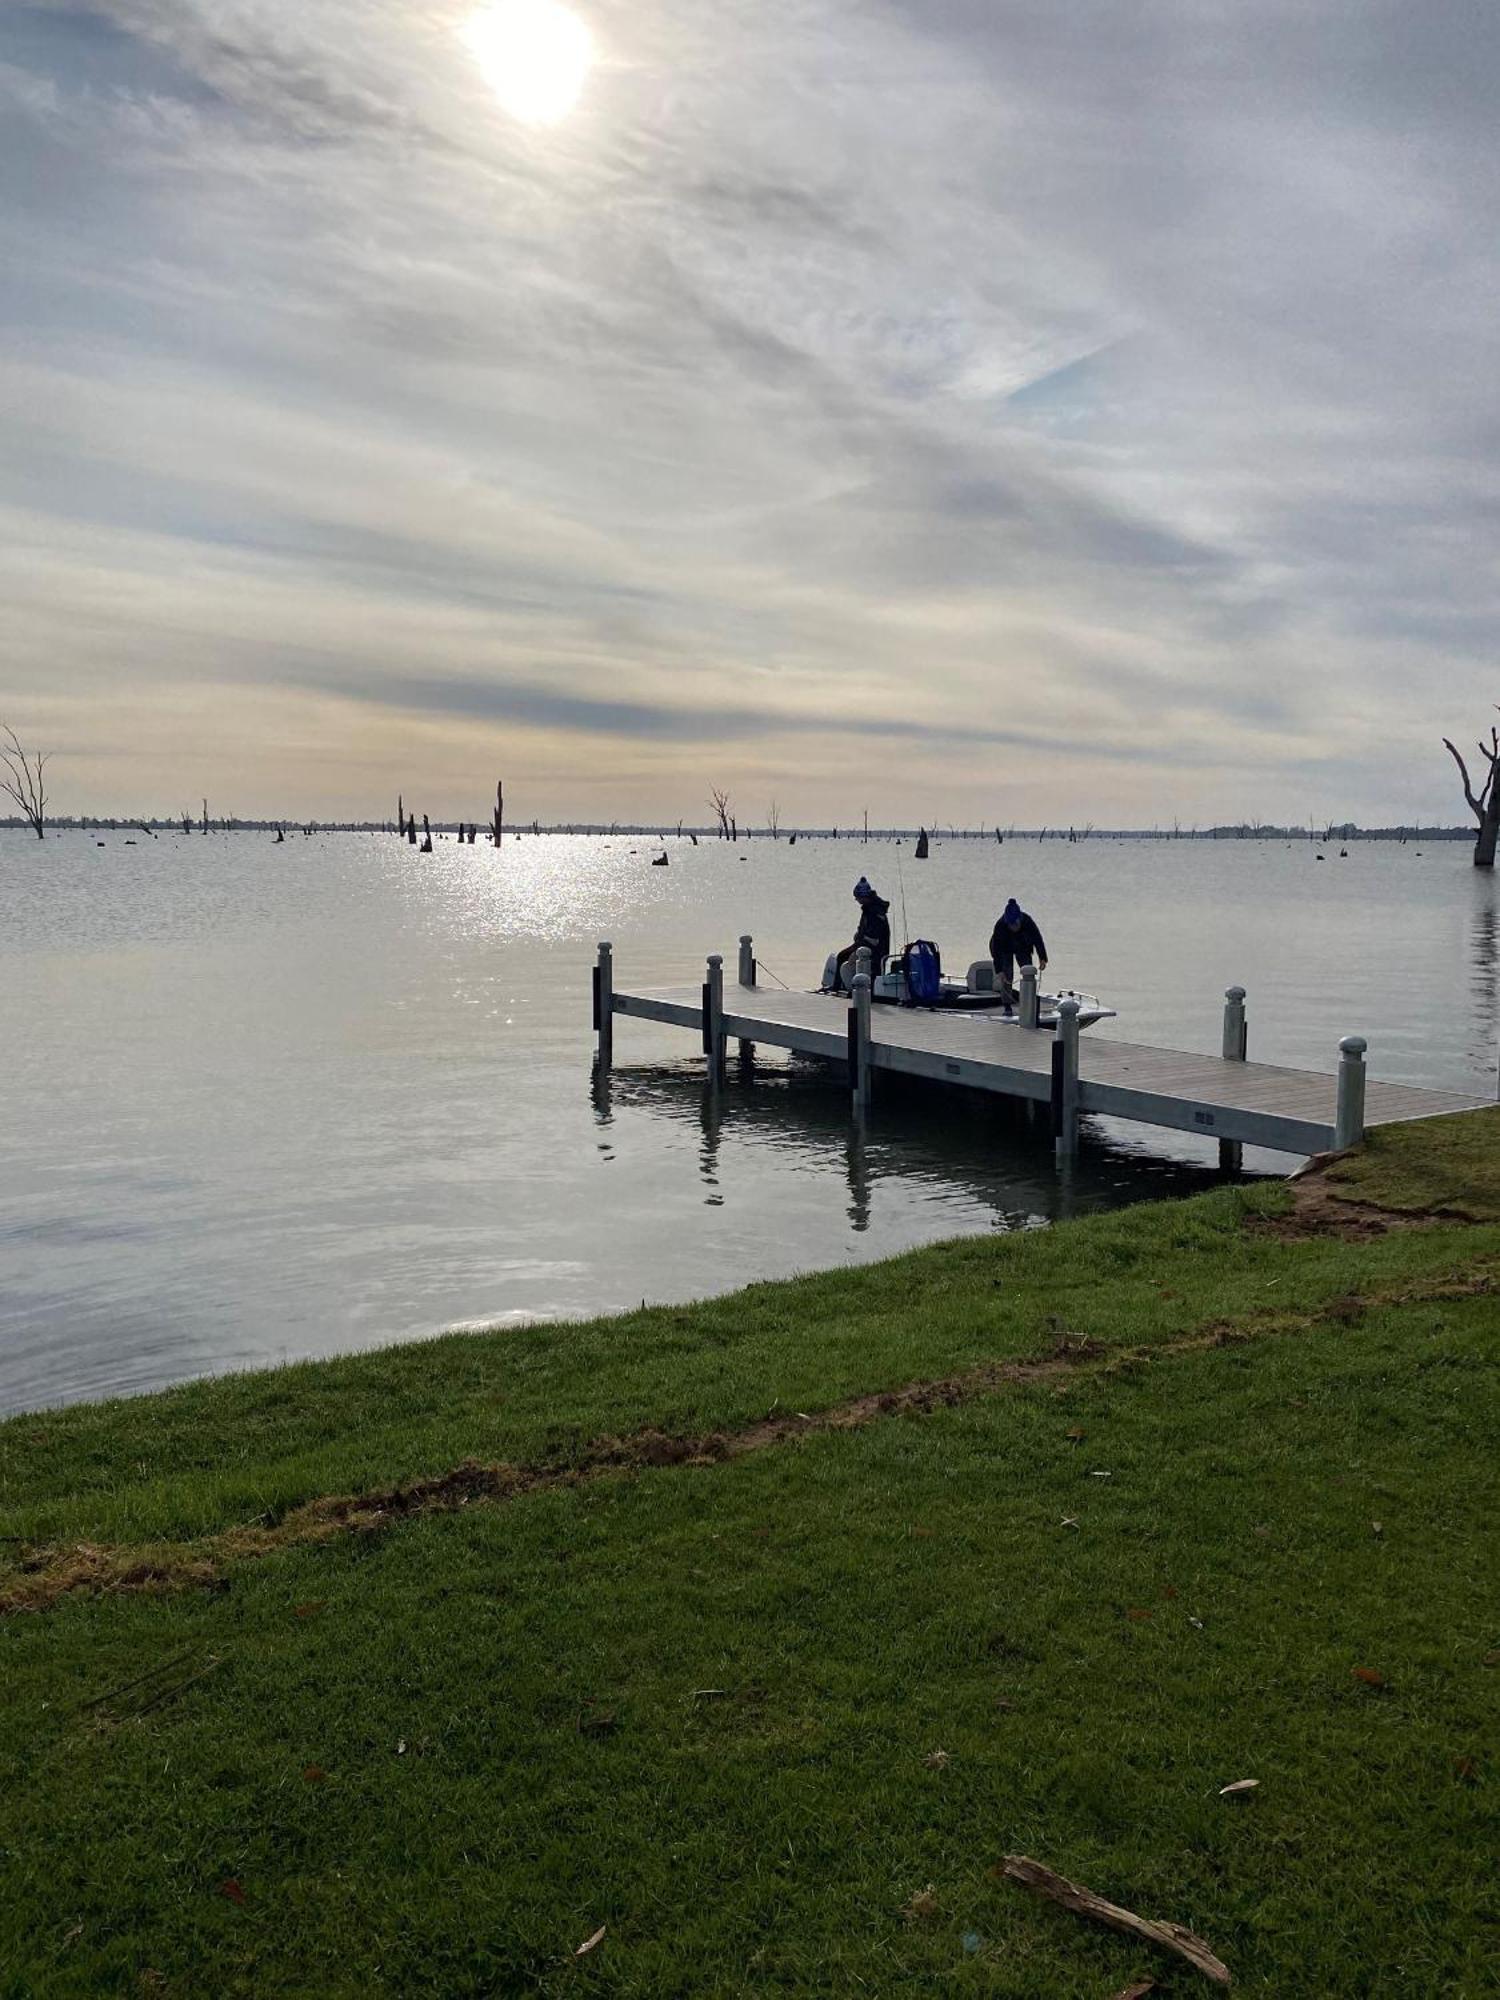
[823,878,892,990]
[989,897,1048,1009]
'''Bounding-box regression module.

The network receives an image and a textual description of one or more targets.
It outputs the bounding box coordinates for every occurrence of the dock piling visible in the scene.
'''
[1054,997,1081,1157]
[1222,985,1248,1061]
[1220,985,1247,1170]
[704,954,725,1085]
[1335,1035,1368,1150]
[594,941,613,1073]
[851,972,873,1107]
[737,935,756,1060]
[1019,964,1039,1029]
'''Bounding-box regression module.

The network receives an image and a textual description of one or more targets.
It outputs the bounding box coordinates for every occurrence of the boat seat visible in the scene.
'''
[966,960,996,993]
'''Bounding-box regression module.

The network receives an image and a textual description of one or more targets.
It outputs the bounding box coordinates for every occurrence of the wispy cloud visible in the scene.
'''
[2,0,1497,820]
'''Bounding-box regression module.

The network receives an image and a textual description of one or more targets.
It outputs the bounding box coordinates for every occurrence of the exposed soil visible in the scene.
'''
[1,1279,1489,1618]
[1251,1170,1478,1243]
[0,1335,1137,1614]
[1256,1188,1408,1242]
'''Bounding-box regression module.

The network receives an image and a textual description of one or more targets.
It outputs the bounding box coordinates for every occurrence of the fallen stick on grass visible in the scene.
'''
[1001,1855,1231,1986]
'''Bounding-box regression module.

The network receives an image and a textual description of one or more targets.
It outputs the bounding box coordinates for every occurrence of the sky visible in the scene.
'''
[2,0,1498,826]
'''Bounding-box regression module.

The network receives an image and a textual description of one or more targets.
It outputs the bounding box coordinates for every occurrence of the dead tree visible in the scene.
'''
[420,814,433,853]
[0,724,49,838]
[709,787,732,840]
[765,800,782,840]
[201,799,209,835]
[491,781,504,846]
[398,793,404,837]
[1443,718,1500,868]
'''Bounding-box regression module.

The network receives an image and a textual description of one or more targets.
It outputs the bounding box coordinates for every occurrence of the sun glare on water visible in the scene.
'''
[462,0,593,125]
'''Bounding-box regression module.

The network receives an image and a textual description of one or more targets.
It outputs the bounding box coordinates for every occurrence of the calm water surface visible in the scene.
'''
[3,831,1495,1412]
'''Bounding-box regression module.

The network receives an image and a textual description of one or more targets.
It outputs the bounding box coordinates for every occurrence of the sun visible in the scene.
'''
[462,0,593,126]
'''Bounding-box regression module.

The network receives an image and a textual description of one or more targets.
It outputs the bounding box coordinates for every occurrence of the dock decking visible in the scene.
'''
[597,947,1488,1160]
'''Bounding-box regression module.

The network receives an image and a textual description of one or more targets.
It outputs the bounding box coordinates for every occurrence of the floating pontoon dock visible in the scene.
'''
[594,938,1488,1161]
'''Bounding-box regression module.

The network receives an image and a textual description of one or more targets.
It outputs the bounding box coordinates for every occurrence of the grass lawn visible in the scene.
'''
[2,1115,1498,1995]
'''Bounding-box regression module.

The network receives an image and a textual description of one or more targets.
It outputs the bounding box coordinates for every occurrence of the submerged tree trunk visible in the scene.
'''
[1444,725,1500,869]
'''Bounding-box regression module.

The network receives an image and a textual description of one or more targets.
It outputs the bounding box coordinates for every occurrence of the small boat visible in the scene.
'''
[819,953,1114,1029]
[651,852,670,867]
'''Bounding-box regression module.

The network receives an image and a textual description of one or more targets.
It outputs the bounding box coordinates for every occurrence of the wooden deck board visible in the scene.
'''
[611,981,1487,1156]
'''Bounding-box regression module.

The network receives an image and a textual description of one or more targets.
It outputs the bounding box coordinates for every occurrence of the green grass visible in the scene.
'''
[1321,1107,1500,1220]
[2,1114,1499,1995]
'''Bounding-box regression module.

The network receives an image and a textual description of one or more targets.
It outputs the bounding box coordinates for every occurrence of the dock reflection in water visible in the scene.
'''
[600,1051,1264,1246]
[1470,879,1499,1077]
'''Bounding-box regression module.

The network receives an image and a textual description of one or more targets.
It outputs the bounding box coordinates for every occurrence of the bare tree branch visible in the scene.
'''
[1444,737,1487,822]
[1445,717,1500,867]
[0,724,49,838]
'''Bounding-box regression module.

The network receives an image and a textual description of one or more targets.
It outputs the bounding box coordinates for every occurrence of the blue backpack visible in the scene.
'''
[904,939,942,1005]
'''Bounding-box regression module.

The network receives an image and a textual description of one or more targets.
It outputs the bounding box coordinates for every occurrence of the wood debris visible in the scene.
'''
[1001,1855,1230,1986]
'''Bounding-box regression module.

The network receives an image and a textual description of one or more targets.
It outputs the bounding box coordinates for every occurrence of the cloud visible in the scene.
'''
[2,0,1498,820]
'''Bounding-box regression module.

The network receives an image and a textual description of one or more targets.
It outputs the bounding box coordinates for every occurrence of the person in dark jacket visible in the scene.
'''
[989,897,1048,1004]
[828,877,892,989]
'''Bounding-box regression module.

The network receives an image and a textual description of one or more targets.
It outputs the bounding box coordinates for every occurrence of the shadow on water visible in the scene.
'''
[595,1052,1268,1238]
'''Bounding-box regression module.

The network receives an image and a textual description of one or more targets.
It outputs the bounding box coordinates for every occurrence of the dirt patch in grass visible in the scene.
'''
[2,1541,220,1611]
[0,1338,1158,1614]
[0,1288,1487,1618]
[1253,1168,1480,1243]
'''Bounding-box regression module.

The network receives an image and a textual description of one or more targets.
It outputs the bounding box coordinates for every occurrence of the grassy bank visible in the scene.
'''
[2,1116,1498,1995]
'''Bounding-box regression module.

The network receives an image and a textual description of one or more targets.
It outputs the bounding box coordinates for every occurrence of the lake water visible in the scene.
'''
[3,830,1495,1413]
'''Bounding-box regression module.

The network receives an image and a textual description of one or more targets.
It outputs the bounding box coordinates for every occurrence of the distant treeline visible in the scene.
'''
[4,817,1475,842]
